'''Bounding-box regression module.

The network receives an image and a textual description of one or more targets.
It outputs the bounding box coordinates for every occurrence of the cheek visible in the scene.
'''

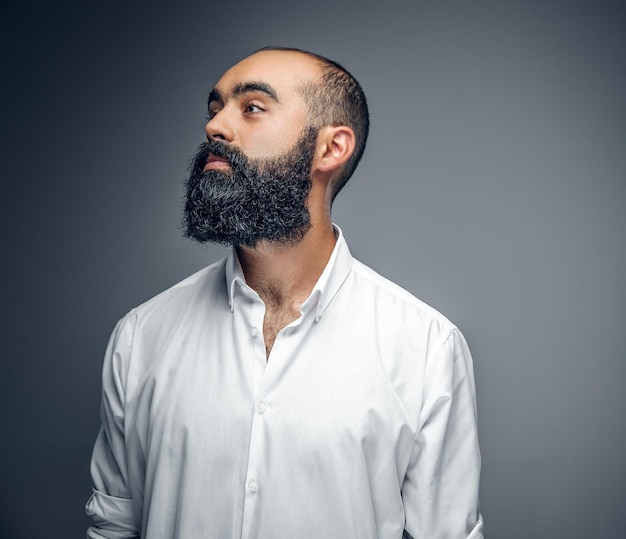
[246,126,304,159]
[241,106,309,160]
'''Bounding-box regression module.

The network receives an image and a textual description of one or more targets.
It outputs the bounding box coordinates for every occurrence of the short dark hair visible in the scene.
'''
[256,46,369,200]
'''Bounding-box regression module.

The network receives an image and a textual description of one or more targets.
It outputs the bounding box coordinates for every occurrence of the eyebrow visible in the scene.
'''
[208,81,279,107]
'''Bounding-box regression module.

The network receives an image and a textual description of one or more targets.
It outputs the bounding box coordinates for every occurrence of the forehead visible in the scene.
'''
[214,50,321,97]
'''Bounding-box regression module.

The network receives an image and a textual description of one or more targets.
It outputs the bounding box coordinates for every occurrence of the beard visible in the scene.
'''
[183,127,318,247]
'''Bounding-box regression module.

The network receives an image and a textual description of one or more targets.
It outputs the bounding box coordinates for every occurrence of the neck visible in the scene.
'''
[236,219,336,309]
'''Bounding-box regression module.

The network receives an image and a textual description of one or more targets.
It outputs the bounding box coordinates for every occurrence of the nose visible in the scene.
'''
[205,110,234,142]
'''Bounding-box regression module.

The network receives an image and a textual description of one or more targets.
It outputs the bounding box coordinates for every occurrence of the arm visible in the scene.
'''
[402,328,484,538]
[86,316,140,538]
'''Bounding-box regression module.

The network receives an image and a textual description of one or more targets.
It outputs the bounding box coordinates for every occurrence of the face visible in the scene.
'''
[183,51,323,247]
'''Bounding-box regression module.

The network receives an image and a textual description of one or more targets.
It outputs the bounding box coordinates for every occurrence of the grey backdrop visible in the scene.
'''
[2,1,624,537]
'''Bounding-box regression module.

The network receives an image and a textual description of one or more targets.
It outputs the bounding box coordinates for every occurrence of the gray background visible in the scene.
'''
[2,0,624,537]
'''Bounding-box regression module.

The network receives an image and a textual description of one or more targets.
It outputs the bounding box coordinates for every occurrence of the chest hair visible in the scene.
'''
[261,297,301,359]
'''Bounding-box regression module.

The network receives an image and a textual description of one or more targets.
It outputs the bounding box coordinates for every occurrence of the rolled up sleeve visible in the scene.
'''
[402,328,483,538]
[86,316,139,538]
[86,487,137,538]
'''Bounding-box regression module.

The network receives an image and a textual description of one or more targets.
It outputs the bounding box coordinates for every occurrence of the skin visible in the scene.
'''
[205,50,356,356]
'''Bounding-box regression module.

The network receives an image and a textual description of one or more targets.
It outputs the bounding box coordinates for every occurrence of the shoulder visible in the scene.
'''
[131,257,227,320]
[111,257,228,346]
[100,257,229,386]
[338,257,473,423]
[349,258,458,338]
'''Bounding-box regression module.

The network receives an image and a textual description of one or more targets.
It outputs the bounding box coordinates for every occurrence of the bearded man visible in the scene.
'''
[86,47,484,539]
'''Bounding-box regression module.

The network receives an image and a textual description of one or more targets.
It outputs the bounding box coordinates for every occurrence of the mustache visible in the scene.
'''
[189,141,248,176]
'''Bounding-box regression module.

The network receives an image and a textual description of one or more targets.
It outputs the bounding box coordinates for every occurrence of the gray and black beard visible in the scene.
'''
[183,127,318,247]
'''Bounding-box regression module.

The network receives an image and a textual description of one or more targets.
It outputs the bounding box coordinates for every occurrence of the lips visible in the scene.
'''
[204,153,231,171]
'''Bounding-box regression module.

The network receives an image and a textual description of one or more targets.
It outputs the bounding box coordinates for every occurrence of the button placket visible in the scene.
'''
[241,401,266,537]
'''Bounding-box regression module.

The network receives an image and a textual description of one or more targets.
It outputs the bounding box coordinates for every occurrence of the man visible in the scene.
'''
[86,47,484,538]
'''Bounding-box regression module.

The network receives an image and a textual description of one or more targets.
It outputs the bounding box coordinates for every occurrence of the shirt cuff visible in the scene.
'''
[86,488,137,537]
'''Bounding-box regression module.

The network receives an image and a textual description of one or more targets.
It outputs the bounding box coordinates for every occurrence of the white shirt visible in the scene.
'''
[86,227,484,539]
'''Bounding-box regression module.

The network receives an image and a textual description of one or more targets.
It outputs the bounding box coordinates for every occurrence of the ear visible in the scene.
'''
[313,125,356,175]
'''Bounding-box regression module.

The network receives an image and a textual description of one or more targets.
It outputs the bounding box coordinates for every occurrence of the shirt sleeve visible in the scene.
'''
[86,316,140,538]
[402,328,484,538]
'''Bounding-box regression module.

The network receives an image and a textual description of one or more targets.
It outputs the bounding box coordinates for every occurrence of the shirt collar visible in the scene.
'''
[225,224,353,322]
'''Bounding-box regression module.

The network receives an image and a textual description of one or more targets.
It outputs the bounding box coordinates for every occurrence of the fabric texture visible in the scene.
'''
[86,226,483,539]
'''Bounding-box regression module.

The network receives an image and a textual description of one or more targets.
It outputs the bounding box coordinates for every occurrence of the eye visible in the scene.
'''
[244,103,264,114]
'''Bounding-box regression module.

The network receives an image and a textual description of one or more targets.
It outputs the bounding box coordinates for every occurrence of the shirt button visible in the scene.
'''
[251,326,259,337]
[247,478,258,493]
[256,400,267,414]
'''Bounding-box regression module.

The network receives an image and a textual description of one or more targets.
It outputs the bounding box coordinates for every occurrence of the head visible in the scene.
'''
[183,47,369,247]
